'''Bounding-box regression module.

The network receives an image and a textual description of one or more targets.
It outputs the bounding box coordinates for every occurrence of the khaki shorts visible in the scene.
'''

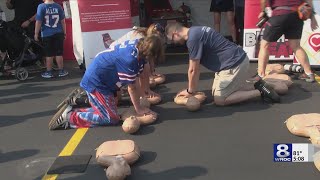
[212,56,250,98]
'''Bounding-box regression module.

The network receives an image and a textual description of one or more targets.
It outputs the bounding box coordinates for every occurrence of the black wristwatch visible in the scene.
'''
[187,88,193,94]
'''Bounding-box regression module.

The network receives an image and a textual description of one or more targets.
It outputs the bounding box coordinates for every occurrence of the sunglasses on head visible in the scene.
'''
[154,23,164,34]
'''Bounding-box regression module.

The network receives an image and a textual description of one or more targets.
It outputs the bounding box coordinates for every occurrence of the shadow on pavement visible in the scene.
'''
[0,82,79,97]
[0,109,56,127]
[0,149,40,163]
[0,93,50,104]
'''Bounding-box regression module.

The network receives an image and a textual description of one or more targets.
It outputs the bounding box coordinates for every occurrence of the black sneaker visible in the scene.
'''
[66,95,78,106]
[254,80,281,103]
[49,104,72,130]
[72,95,91,108]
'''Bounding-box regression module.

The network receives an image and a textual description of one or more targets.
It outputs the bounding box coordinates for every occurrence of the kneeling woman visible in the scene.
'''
[110,23,166,98]
[49,36,162,130]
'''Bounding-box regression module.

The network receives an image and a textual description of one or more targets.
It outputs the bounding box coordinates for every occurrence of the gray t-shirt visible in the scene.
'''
[186,26,246,72]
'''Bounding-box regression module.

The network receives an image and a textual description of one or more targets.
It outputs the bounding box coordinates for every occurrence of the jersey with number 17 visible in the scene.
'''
[36,2,65,38]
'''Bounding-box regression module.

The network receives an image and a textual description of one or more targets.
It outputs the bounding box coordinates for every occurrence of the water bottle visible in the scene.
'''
[256,13,269,28]
[284,64,304,73]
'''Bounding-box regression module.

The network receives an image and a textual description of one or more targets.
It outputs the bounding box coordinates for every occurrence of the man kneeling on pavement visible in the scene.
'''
[165,22,280,106]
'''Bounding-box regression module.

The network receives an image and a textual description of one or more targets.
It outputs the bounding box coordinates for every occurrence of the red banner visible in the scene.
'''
[130,0,139,17]
[77,0,132,32]
[244,0,261,29]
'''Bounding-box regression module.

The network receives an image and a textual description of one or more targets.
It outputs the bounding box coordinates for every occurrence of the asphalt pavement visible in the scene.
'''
[1,55,320,180]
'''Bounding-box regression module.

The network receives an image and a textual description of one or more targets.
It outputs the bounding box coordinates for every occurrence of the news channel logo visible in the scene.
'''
[273,144,292,162]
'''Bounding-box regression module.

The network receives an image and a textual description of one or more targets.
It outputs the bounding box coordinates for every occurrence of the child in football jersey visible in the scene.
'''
[48,36,163,130]
[35,0,68,78]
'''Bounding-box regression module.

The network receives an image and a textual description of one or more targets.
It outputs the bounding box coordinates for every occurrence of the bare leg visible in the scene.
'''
[257,39,270,77]
[226,11,237,42]
[46,57,54,71]
[55,56,64,70]
[214,12,221,33]
[288,39,312,74]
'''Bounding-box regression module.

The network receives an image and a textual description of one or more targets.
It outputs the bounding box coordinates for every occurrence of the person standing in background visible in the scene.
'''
[5,0,42,37]
[210,0,237,43]
[257,0,318,82]
[35,0,68,78]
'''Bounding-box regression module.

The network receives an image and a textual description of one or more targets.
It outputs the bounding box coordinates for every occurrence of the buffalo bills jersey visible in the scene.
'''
[80,39,145,95]
[36,2,65,37]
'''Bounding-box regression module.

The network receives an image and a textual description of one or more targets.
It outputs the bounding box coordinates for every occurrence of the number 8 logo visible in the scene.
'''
[276,144,290,158]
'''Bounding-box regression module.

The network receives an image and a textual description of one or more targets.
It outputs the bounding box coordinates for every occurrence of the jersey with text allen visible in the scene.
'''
[36,2,65,37]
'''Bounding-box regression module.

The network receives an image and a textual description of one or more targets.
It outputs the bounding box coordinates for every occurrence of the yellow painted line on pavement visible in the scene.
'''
[42,128,89,180]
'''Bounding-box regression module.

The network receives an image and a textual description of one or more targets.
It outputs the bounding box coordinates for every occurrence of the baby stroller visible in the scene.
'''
[0,20,43,81]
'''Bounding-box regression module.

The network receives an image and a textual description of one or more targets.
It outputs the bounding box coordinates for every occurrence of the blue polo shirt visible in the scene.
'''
[187,26,246,72]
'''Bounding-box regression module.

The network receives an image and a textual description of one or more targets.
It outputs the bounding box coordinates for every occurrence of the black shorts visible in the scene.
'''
[263,12,303,42]
[42,33,64,57]
[210,0,234,12]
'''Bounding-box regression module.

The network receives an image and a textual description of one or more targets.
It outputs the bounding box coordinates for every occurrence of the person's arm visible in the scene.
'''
[128,80,149,115]
[305,0,315,17]
[61,19,66,38]
[306,0,319,31]
[177,59,200,97]
[260,0,267,12]
[149,58,155,74]
[177,38,203,97]
[34,4,43,41]
[34,20,41,41]
[6,0,14,9]
[59,5,67,38]
[21,14,37,28]
[29,14,36,22]
[117,54,150,115]
[258,0,267,18]
[139,63,151,95]
[187,59,201,93]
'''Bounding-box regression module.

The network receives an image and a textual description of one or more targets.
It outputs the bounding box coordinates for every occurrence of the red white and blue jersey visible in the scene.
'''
[36,2,65,37]
[80,39,145,95]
